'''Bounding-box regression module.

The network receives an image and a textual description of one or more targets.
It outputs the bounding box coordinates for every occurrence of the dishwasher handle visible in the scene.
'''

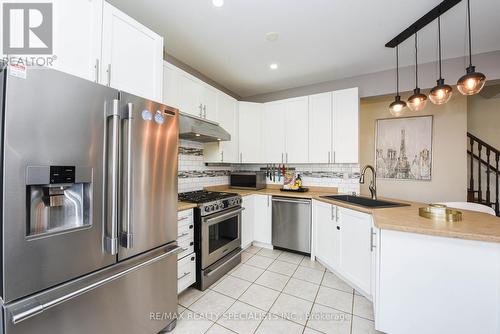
[271,197,311,205]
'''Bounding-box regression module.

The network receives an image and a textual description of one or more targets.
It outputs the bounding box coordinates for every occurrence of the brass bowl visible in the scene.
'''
[419,204,462,222]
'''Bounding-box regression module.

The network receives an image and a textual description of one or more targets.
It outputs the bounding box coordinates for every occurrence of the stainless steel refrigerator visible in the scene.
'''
[0,66,180,334]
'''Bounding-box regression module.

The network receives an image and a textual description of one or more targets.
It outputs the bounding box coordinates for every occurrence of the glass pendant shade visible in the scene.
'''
[407,88,428,111]
[429,78,453,105]
[389,95,407,117]
[457,66,486,95]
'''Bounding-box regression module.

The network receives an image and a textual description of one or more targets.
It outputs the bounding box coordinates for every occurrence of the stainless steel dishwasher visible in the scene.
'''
[272,196,312,254]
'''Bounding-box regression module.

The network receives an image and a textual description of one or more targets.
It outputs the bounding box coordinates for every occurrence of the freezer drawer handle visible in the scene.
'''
[9,245,183,325]
[178,232,190,238]
[120,102,134,249]
[178,272,190,280]
[103,99,121,255]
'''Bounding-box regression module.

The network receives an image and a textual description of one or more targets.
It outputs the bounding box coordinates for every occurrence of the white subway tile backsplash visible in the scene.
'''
[178,139,360,194]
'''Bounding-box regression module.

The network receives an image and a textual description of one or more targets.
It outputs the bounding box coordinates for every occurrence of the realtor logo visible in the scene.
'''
[2,3,53,54]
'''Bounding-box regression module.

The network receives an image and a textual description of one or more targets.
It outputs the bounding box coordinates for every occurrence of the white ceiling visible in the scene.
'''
[109,0,500,98]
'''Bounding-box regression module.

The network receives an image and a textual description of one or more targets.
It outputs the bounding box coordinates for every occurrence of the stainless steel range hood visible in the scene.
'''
[179,113,231,142]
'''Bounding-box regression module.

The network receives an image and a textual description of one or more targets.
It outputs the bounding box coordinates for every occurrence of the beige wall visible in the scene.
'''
[467,84,500,150]
[359,91,468,203]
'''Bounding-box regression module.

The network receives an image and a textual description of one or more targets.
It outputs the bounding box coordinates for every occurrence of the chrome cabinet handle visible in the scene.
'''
[335,206,340,222]
[9,245,183,325]
[94,59,100,83]
[120,102,134,249]
[106,64,111,86]
[370,227,377,252]
[281,153,284,164]
[177,232,189,238]
[199,104,203,117]
[328,151,331,164]
[177,217,189,222]
[203,105,207,118]
[333,151,336,163]
[240,153,242,163]
[178,272,190,280]
[331,205,334,221]
[221,151,224,162]
[104,100,120,255]
[286,153,288,163]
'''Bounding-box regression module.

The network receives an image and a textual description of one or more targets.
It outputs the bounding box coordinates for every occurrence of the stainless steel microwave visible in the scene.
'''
[230,171,266,190]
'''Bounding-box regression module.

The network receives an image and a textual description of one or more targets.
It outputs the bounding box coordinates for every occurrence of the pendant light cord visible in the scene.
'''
[396,45,399,95]
[415,32,418,88]
[467,0,472,67]
[438,16,442,79]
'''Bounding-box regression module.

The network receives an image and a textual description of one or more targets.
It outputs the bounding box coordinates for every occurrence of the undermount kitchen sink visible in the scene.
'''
[321,195,410,209]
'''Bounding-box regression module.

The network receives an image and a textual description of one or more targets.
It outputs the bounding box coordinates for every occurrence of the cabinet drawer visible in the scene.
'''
[178,209,194,228]
[177,253,196,293]
[178,237,195,260]
[177,222,194,241]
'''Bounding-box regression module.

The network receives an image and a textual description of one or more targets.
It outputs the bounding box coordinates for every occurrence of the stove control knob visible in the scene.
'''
[204,206,209,212]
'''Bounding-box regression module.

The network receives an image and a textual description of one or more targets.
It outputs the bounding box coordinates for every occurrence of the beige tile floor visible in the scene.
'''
[175,246,384,334]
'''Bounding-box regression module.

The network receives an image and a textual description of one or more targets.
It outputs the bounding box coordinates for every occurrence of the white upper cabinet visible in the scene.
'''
[262,101,287,163]
[162,61,178,107]
[333,87,359,163]
[217,93,239,163]
[52,0,103,82]
[309,92,333,163]
[204,93,239,163]
[239,102,264,163]
[101,2,164,101]
[202,85,218,121]
[176,71,204,117]
[174,69,218,122]
[285,96,309,163]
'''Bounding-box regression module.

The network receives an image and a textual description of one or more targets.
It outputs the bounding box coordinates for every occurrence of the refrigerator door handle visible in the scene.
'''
[103,100,120,255]
[8,244,183,325]
[120,102,134,248]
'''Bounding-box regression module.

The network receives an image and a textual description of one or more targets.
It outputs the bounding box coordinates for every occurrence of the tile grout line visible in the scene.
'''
[303,268,328,334]
[350,289,355,334]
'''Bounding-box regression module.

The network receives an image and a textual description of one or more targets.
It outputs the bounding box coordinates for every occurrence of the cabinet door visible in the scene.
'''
[253,195,271,245]
[314,200,338,270]
[176,71,203,117]
[285,97,309,163]
[239,102,263,163]
[262,101,286,163]
[217,93,239,163]
[101,2,164,101]
[52,0,102,82]
[241,195,255,249]
[202,85,218,122]
[338,207,372,295]
[309,92,333,163]
[333,88,359,163]
[162,61,178,107]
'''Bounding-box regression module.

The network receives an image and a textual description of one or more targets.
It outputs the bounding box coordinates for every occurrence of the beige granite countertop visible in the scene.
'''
[204,185,500,243]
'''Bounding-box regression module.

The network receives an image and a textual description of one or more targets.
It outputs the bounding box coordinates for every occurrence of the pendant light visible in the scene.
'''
[429,16,453,105]
[457,0,486,95]
[407,32,428,111]
[389,45,406,117]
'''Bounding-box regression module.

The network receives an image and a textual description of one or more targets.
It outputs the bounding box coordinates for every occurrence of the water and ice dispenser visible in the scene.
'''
[26,166,92,238]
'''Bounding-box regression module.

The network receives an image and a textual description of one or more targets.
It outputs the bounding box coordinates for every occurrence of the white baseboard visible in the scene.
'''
[252,241,273,250]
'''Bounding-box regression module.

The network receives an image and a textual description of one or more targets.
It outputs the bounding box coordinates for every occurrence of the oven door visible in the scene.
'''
[201,207,243,269]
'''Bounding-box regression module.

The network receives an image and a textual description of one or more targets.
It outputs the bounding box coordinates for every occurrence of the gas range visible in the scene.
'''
[178,190,242,216]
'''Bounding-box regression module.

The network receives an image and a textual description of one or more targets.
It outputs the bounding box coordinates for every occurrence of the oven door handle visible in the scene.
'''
[204,249,243,277]
[204,207,245,225]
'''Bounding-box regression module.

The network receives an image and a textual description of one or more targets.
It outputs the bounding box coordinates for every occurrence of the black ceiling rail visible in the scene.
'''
[385,0,462,48]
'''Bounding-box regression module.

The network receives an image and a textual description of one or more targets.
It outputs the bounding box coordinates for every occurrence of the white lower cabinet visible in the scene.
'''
[177,253,196,294]
[177,209,196,293]
[253,195,272,247]
[313,200,375,298]
[337,206,374,296]
[313,200,340,270]
[241,195,255,249]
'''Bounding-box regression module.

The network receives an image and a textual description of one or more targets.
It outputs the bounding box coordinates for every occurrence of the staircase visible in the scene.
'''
[467,132,500,216]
